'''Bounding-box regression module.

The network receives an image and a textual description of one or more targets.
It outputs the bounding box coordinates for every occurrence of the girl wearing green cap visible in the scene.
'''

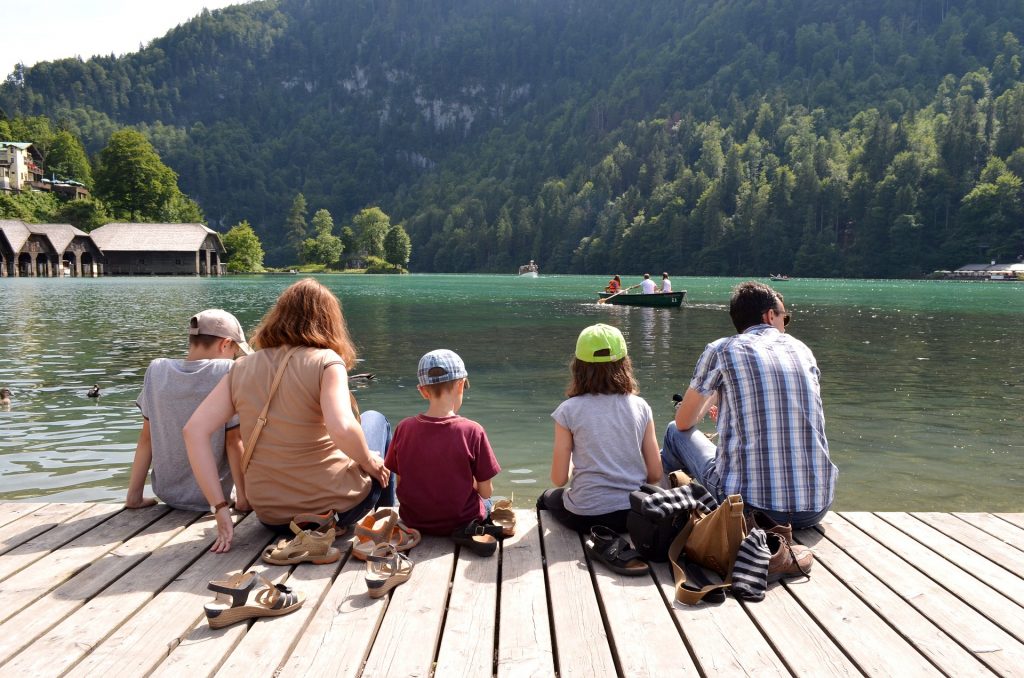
[536,324,662,532]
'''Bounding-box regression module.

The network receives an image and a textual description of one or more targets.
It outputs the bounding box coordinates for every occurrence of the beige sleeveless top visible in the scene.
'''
[229,345,371,525]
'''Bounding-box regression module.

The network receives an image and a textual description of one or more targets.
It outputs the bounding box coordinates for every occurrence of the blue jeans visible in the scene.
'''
[335,409,396,526]
[262,409,396,535]
[661,422,829,530]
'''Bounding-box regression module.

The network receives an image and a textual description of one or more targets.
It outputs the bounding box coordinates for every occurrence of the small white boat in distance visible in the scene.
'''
[518,260,539,277]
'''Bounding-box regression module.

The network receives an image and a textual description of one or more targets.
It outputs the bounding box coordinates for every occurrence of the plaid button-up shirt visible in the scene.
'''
[691,324,837,512]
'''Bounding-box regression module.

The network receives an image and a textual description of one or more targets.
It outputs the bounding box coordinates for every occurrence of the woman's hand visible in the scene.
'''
[211,507,234,553]
[360,453,390,488]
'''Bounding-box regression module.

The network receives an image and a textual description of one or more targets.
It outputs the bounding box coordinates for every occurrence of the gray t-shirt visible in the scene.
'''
[136,358,237,511]
[551,393,652,515]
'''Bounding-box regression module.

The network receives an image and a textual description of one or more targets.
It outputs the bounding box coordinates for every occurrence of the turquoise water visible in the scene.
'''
[1,274,1022,511]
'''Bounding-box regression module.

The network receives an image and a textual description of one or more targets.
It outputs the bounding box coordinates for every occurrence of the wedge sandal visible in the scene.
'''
[585,525,649,576]
[204,571,304,629]
[352,508,422,561]
[490,498,516,537]
[365,543,414,598]
[261,523,341,566]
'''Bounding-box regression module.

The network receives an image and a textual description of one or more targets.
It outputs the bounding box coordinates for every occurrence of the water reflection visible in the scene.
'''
[1,275,1022,511]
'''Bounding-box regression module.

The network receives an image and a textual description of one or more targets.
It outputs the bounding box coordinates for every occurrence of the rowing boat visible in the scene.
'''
[596,291,686,307]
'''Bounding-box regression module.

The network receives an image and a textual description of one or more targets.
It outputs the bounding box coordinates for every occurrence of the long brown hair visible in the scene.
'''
[566,356,638,397]
[251,278,357,367]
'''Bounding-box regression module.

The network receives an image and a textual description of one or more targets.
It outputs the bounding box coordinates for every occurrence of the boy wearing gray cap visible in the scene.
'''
[125,309,253,512]
[384,349,502,548]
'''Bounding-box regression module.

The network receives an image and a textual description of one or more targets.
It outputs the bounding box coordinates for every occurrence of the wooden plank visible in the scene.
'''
[0,512,226,678]
[435,531,500,676]
[586,535,695,676]
[361,536,456,678]
[0,509,198,667]
[740,579,860,676]
[651,562,789,677]
[895,512,1024,582]
[793,523,993,677]
[0,502,46,529]
[0,503,170,624]
[0,503,92,555]
[277,540,391,678]
[538,511,617,677]
[60,513,271,678]
[0,503,121,580]
[953,513,1024,553]
[150,562,292,678]
[816,513,1023,676]
[843,512,1024,641]
[212,552,347,678]
[780,545,945,676]
[994,514,1024,531]
[496,510,555,678]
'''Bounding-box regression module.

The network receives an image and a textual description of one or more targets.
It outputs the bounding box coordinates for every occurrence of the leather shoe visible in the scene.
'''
[766,533,813,582]
[749,510,793,545]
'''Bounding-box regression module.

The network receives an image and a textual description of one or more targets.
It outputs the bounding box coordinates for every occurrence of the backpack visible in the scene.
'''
[626,483,689,562]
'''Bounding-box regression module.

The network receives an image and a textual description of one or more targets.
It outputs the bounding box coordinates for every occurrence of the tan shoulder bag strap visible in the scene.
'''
[241,346,300,472]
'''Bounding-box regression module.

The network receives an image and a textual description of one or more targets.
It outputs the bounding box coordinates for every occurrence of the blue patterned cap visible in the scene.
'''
[417,349,468,386]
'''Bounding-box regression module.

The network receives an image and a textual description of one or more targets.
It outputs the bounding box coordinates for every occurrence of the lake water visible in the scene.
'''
[1,274,1021,511]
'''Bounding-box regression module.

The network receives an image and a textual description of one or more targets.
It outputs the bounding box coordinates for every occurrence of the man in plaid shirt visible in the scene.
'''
[662,281,837,529]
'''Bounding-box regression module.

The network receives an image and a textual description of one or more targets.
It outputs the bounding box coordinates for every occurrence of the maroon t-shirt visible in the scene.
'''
[384,414,501,535]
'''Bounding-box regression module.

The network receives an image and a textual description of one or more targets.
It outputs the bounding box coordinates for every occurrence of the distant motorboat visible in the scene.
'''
[769,274,790,281]
[518,261,539,277]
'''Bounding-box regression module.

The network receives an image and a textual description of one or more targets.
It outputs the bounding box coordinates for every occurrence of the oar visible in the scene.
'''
[598,283,641,304]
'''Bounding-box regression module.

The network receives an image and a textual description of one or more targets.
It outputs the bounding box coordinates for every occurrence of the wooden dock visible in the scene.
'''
[0,502,1021,677]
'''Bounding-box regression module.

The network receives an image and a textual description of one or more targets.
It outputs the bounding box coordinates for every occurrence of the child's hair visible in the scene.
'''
[188,334,227,350]
[566,356,638,397]
[420,370,466,398]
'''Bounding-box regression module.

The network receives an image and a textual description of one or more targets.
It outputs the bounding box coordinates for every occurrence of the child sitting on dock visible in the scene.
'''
[125,310,253,513]
[384,350,501,538]
[537,323,662,532]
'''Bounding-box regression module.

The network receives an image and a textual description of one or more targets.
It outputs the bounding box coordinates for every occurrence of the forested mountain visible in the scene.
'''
[4,0,1024,274]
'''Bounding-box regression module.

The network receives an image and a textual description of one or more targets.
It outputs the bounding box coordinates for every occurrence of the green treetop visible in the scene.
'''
[303,208,343,266]
[94,129,179,221]
[285,193,309,262]
[354,206,391,258]
[383,224,411,270]
[223,220,266,272]
[46,130,93,187]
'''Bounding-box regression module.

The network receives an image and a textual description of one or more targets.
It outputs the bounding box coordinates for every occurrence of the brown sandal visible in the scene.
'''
[262,520,341,566]
[204,572,304,629]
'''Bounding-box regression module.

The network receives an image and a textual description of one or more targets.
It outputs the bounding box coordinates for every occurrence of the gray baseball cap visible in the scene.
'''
[188,309,253,355]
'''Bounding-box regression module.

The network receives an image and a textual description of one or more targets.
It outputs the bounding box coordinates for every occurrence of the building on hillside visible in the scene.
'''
[0,219,102,277]
[89,222,226,276]
[0,142,44,193]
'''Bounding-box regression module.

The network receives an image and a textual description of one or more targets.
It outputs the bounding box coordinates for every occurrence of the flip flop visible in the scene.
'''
[490,498,516,537]
[365,543,414,598]
[204,571,304,629]
[585,525,650,576]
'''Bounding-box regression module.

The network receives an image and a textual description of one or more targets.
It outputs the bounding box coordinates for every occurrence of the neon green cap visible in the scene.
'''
[575,323,628,363]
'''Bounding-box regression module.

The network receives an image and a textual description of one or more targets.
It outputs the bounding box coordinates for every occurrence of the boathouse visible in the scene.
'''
[89,222,226,276]
[0,219,102,277]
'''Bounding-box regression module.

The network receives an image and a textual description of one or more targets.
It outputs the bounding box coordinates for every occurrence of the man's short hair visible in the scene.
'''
[729,281,781,332]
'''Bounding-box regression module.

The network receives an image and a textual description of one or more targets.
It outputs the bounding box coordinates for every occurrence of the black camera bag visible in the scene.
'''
[626,483,689,562]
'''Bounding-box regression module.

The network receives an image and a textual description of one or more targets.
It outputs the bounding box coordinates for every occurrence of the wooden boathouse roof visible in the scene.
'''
[89,222,225,253]
[0,219,88,254]
[0,503,1021,676]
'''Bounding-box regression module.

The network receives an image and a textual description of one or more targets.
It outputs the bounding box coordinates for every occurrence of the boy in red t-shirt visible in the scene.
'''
[384,349,501,544]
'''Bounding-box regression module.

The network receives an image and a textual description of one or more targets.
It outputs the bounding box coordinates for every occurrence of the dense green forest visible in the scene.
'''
[3,0,1024,275]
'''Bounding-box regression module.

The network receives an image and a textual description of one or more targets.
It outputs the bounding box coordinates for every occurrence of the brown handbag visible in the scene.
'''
[668,493,748,605]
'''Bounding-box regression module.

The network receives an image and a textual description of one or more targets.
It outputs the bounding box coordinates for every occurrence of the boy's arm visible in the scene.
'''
[476,479,493,499]
[224,426,250,511]
[125,419,158,508]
